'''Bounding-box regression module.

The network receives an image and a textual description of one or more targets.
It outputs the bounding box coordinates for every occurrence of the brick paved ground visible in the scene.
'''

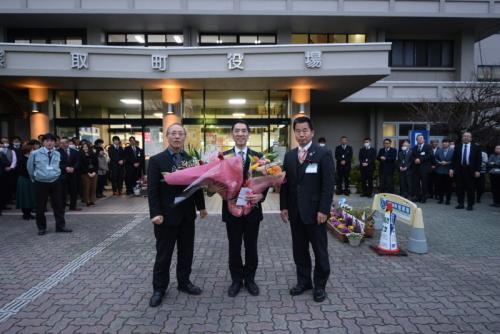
[0,193,499,333]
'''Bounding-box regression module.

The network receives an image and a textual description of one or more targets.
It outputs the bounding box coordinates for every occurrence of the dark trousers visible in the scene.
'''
[34,179,66,231]
[0,174,8,210]
[436,173,452,201]
[360,167,374,196]
[475,174,486,202]
[6,170,17,202]
[290,217,330,289]
[414,168,429,200]
[110,165,124,193]
[225,219,260,283]
[428,170,437,197]
[335,166,350,193]
[152,218,195,292]
[490,174,500,205]
[379,170,394,193]
[125,165,140,194]
[455,167,476,207]
[62,173,78,209]
[399,170,413,198]
[97,174,106,196]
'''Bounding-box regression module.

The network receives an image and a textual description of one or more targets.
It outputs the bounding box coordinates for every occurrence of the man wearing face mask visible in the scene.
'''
[358,138,376,197]
[335,136,353,196]
[434,138,454,205]
[0,137,18,209]
[58,137,81,211]
[398,140,414,199]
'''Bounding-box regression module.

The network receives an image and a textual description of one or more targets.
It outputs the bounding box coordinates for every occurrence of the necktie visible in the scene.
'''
[47,150,52,164]
[299,148,307,164]
[462,145,468,166]
[173,153,181,167]
[418,145,422,151]
[238,151,245,165]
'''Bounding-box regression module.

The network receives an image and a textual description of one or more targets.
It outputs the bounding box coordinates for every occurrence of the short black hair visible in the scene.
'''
[112,136,120,142]
[364,137,371,142]
[293,116,314,131]
[340,136,348,140]
[129,136,136,141]
[442,138,450,143]
[383,138,392,143]
[402,139,410,144]
[94,139,104,146]
[55,135,60,141]
[231,120,250,132]
[318,137,326,143]
[41,133,57,141]
[12,136,22,141]
[28,139,40,146]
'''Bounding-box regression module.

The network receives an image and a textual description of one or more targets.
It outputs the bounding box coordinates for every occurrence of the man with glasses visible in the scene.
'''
[147,123,207,307]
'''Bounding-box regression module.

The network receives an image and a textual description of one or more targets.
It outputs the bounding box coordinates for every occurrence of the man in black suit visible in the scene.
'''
[124,136,144,195]
[147,123,207,307]
[377,138,397,193]
[449,132,482,211]
[358,137,376,197]
[335,136,353,196]
[280,116,334,303]
[398,140,414,199]
[58,137,81,211]
[108,136,124,196]
[222,121,268,298]
[411,134,433,203]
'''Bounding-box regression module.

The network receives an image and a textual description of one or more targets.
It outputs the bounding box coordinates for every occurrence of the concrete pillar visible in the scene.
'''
[458,30,475,81]
[162,87,182,148]
[29,88,49,139]
[290,88,311,148]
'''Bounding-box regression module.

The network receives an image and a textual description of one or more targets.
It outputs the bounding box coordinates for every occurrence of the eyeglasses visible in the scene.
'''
[168,131,186,137]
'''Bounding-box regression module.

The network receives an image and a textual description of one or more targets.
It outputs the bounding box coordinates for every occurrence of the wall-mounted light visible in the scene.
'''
[299,103,305,114]
[32,102,40,113]
[167,103,174,114]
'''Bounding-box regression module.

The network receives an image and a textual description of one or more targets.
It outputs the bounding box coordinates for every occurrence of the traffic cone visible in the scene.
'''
[370,202,407,256]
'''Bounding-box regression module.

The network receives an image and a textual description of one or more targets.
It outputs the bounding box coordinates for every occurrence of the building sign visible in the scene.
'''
[305,51,322,69]
[151,55,168,72]
[409,130,429,146]
[227,53,244,70]
[0,50,5,68]
[71,52,88,70]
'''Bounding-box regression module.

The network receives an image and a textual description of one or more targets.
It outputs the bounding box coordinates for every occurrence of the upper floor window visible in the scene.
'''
[388,40,454,68]
[291,33,366,44]
[199,34,276,46]
[477,65,500,81]
[106,33,184,47]
[7,29,85,45]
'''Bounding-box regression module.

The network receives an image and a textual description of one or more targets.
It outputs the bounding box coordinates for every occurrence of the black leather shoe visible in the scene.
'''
[290,284,313,296]
[313,288,327,302]
[38,230,46,236]
[466,206,473,211]
[437,199,443,204]
[228,281,242,297]
[56,227,73,233]
[149,290,164,307]
[245,281,259,296]
[455,204,464,209]
[178,282,202,295]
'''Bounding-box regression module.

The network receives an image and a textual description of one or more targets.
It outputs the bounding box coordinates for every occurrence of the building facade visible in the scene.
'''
[0,0,499,159]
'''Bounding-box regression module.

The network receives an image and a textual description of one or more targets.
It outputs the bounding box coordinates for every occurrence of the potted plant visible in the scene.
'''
[347,232,363,246]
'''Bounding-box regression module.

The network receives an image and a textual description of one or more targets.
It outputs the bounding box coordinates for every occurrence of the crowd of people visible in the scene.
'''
[0,134,145,234]
[326,132,500,210]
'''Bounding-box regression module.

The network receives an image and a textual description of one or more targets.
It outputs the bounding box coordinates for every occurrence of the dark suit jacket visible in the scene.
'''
[124,146,144,169]
[359,147,377,171]
[0,152,9,177]
[221,147,268,224]
[377,147,397,174]
[397,149,413,171]
[411,144,433,173]
[80,152,99,174]
[451,143,482,175]
[108,145,124,169]
[335,145,353,170]
[147,149,205,226]
[280,143,335,225]
[58,147,81,175]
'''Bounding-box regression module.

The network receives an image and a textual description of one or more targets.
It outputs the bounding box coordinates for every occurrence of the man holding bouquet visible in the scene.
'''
[280,116,335,303]
[222,120,267,297]
[147,123,207,307]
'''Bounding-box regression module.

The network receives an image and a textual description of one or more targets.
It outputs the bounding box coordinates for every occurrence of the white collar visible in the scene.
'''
[299,141,313,151]
[234,146,248,156]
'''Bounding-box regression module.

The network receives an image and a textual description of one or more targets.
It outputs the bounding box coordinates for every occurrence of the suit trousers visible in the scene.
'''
[81,174,97,204]
[290,217,330,289]
[34,179,66,231]
[225,218,260,283]
[414,167,429,199]
[436,173,452,201]
[125,165,140,193]
[61,173,78,209]
[399,170,413,198]
[379,170,394,193]
[153,217,195,292]
[110,165,124,193]
[455,166,476,207]
[490,174,500,204]
[360,167,374,196]
[336,166,350,193]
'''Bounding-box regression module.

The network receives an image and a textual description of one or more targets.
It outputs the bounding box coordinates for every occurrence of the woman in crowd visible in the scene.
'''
[488,144,500,208]
[16,143,36,220]
[96,147,109,198]
[80,142,98,206]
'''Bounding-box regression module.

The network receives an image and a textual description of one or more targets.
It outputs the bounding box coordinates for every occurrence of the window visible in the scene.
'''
[477,65,500,81]
[291,33,366,44]
[7,29,85,45]
[106,33,184,46]
[198,34,276,46]
[383,122,448,148]
[388,40,454,67]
